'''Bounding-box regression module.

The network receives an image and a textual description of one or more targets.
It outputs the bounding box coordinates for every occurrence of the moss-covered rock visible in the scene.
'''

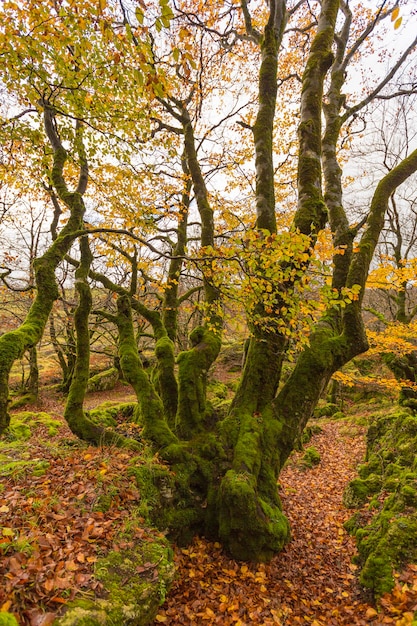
[301,424,323,445]
[87,368,119,393]
[343,474,382,508]
[216,342,244,372]
[301,446,321,469]
[8,411,62,439]
[313,403,340,418]
[358,513,417,596]
[345,408,417,595]
[54,536,174,626]
[86,402,136,429]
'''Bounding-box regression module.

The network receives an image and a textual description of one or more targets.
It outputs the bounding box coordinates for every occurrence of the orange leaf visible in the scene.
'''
[391,6,400,21]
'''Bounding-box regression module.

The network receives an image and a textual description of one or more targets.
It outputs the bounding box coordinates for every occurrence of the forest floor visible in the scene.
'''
[1,385,417,626]
[154,417,417,626]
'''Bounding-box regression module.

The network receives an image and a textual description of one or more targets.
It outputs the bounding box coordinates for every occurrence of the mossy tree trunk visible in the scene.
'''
[0,105,87,434]
[154,95,223,436]
[384,352,417,407]
[210,0,417,561]
[115,294,178,448]
[214,0,336,561]
[49,308,77,392]
[24,346,39,399]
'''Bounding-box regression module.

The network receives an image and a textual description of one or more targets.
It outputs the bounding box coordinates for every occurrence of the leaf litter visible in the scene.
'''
[1,396,417,625]
[154,421,417,626]
[0,389,164,626]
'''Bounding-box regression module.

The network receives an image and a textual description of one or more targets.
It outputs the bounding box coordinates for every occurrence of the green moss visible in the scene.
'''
[301,424,322,444]
[313,403,339,418]
[8,394,37,410]
[87,368,119,393]
[358,514,417,596]
[55,538,174,626]
[8,411,62,439]
[207,380,228,402]
[0,458,49,478]
[301,446,321,469]
[176,327,221,439]
[401,484,417,507]
[217,469,290,561]
[345,408,417,595]
[343,474,382,508]
[0,613,19,626]
[153,335,177,423]
[86,401,136,429]
[9,422,31,441]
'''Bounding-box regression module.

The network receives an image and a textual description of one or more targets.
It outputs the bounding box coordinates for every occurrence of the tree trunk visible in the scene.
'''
[116,295,178,449]
[25,346,39,399]
[63,238,135,447]
[214,0,338,561]
[0,105,86,434]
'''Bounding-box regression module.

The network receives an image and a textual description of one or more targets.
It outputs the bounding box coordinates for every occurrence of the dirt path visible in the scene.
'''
[154,421,386,625]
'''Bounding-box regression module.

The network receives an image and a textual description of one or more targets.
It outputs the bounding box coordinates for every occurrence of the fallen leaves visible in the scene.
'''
[3,404,417,626]
[155,421,417,625]
[0,410,152,625]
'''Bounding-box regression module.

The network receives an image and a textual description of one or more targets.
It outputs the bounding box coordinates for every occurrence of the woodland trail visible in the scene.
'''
[154,420,415,626]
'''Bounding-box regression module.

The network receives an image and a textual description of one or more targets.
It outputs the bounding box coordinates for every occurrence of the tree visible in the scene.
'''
[0,0,417,561]
[359,96,417,404]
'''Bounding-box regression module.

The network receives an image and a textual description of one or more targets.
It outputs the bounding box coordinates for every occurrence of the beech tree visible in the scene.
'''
[359,96,417,404]
[1,0,417,561]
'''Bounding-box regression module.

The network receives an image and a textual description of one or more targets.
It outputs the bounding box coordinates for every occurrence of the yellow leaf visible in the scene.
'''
[391,6,400,21]
[394,17,402,29]
[240,564,248,574]
[365,607,378,619]
[155,615,167,623]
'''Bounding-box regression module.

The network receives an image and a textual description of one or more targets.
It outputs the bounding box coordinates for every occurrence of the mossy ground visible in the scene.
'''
[1,395,174,625]
[0,411,62,479]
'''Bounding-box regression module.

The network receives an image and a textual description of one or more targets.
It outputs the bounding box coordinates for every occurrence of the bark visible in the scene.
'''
[25,346,39,398]
[49,311,76,391]
[164,104,222,434]
[162,150,190,343]
[384,352,417,407]
[78,260,179,426]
